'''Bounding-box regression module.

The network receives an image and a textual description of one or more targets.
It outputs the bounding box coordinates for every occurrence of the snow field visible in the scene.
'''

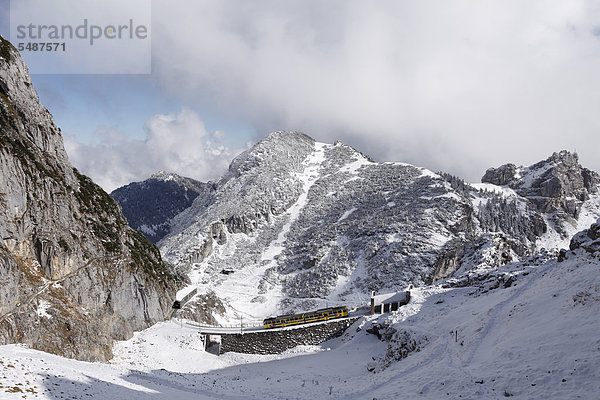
[1,252,598,399]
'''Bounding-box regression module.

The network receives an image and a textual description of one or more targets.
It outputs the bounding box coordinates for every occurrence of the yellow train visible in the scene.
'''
[263,306,348,329]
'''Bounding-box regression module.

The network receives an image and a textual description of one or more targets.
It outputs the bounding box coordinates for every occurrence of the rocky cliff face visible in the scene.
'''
[0,36,183,361]
[111,172,209,243]
[481,151,600,237]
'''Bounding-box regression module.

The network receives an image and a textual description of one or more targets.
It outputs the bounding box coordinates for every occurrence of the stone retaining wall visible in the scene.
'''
[220,317,359,354]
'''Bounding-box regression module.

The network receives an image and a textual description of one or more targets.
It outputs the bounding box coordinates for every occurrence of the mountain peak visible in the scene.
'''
[111,173,208,244]
[481,150,600,235]
[226,130,315,179]
[264,130,315,143]
[481,150,597,192]
[0,35,16,63]
[149,170,188,183]
[547,149,578,164]
[0,35,66,161]
[150,170,176,180]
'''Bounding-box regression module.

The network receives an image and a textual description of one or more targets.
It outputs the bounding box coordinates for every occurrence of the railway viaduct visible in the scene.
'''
[215,317,360,354]
[176,291,409,355]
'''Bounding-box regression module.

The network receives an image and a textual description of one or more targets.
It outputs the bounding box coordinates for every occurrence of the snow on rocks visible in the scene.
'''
[158,132,480,321]
[35,300,52,319]
[152,133,600,327]
[2,246,599,399]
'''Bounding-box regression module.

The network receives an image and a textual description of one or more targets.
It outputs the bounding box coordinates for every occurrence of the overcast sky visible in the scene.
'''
[2,0,600,191]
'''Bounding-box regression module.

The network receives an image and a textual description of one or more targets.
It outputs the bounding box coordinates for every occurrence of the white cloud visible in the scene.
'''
[149,0,600,181]
[64,108,236,191]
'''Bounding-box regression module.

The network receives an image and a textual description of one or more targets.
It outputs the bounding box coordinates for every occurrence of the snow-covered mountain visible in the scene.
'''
[150,132,600,323]
[159,132,478,320]
[477,150,600,249]
[2,218,598,399]
[111,172,209,243]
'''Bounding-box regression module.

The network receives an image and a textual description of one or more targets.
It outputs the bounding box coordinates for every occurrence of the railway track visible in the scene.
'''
[184,311,365,335]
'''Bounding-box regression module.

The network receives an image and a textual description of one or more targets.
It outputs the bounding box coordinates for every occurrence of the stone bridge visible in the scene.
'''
[211,317,360,355]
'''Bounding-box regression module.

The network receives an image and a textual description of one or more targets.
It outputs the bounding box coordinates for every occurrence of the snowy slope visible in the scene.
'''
[1,234,599,399]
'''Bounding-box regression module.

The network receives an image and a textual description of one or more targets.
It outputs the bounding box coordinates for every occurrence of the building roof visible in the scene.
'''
[372,291,409,306]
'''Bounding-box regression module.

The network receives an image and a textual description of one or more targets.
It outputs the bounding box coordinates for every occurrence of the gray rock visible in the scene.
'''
[175,292,225,324]
[482,163,518,186]
[481,150,600,237]
[0,35,184,362]
[366,322,430,372]
[587,222,600,240]
[569,219,600,255]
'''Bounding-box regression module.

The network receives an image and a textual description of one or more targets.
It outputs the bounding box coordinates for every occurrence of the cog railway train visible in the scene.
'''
[263,306,349,329]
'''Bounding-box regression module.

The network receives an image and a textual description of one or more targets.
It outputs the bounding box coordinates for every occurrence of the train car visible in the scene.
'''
[263,306,348,329]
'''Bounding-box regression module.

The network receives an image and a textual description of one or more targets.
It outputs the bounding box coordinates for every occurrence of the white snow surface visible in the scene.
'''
[470,183,520,198]
[337,207,357,222]
[2,251,599,399]
[35,300,52,319]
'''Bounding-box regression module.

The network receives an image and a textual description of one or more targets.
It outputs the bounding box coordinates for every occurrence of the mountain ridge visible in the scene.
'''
[111,172,209,244]
[143,132,600,323]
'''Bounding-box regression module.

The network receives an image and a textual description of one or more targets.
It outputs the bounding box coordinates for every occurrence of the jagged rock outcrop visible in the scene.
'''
[365,322,430,372]
[569,219,600,255]
[482,151,600,236]
[481,163,519,187]
[111,172,209,243]
[175,292,226,324]
[0,36,184,361]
